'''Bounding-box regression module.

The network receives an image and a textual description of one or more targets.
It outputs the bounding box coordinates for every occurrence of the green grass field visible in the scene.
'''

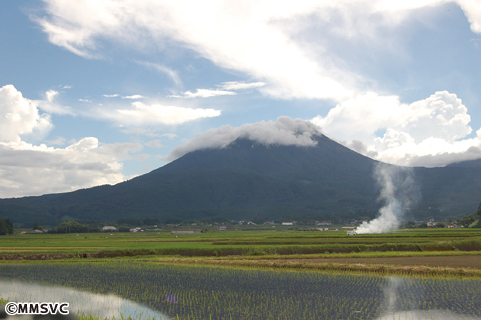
[1,228,480,257]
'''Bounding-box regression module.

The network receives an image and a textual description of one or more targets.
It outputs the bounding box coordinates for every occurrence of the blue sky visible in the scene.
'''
[1,0,481,198]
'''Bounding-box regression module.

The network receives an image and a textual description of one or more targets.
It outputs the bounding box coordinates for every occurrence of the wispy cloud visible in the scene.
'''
[217,81,265,90]
[136,60,182,86]
[121,95,145,100]
[168,89,236,98]
[98,101,221,125]
[103,94,119,98]
[118,128,178,138]
[146,140,162,147]
[79,98,92,102]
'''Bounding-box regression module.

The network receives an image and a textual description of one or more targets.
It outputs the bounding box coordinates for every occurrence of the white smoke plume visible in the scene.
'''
[356,164,420,234]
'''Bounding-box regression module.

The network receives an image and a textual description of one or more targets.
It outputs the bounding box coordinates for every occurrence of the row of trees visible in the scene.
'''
[48,221,100,234]
[0,217,14,235]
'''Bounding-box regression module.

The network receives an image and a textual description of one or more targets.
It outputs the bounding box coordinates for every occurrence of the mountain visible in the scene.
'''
[1,134,481,226]
[446,159,481,168]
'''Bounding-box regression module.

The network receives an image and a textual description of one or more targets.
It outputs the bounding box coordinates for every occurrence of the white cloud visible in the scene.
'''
[121,95,145,100]
[0,85,144,198]
[103,94,119,98]
[217,81,266,90]
[161,133,178,139]
[79,98,92,102]
[169,89,236,98]
[312,91,481,167]
[99,101,221,126]
[167,116,321,161]
[34,1,481,101]
[0,85,53,143]
[35,89,75,115]
[136,60,182,86]
[33,0,481,105]
[146,140,162,147]
[119,127,177,138]
[45,89,58,102]
[48,136,67,145]
[0,138,143,198]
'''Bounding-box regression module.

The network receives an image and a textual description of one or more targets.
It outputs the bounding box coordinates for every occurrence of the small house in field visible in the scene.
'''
[26,229,44,234]
[171,229,203,234]
[102,226,117,231]
[282,222,294,226]
[217,224,233,231]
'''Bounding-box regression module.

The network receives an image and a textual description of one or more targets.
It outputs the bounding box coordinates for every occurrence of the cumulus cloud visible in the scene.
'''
[167,116,321,161]
[0,137,142,198]
[98,101,221,126]
[0,85,144,198]
[48,136,67,145]
[312,91,481,167]
[0,85,53,142]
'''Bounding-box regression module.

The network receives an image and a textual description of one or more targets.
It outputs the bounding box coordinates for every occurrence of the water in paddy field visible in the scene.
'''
[0,263,480,320]
[0,280,170,320]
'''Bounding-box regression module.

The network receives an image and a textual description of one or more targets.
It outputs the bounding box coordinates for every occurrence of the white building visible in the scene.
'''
[102,226,117,231]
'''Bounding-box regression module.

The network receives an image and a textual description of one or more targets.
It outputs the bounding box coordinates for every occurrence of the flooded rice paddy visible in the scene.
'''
[0,262,480,320]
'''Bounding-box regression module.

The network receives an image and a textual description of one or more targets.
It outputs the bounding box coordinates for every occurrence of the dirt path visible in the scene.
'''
[293,255,481,269]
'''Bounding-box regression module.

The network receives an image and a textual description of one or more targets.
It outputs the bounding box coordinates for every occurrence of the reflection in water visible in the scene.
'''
[1,263,480,320]
[377,277,478,320]
[0,280,170,320]
[378,310,480,320]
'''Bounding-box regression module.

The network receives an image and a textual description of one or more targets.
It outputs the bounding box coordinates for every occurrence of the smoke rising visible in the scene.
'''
[356,164,420,234]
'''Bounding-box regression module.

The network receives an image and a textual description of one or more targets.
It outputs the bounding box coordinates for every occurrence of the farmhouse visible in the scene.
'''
[282,222,294,226]
[217,225,233,231]
[102,226,117,231]
[26,229,44,234]
[171,229,203,234]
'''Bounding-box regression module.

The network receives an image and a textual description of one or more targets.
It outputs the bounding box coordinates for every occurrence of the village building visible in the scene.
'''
[171,229,203,234]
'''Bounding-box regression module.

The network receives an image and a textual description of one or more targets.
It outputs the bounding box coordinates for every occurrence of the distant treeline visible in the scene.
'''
[48,221,100,234]
[0,217,13,235]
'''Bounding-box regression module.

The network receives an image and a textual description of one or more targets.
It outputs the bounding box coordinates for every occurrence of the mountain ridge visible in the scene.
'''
[1,134,480,226]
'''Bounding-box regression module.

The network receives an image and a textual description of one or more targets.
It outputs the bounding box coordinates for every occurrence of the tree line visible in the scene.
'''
[0,217,13,235]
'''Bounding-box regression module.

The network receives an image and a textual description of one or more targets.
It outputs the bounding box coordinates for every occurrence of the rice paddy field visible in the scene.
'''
[1,228,481,319]
[1,228,481,258]
[1,262,481,320]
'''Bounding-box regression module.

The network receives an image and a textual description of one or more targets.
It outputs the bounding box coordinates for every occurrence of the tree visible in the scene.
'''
[0,217,13,235]
[458,216,475,227]
[33,221,39,230]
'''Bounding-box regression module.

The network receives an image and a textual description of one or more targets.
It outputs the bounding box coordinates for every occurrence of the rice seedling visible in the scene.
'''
[0,262,480,319]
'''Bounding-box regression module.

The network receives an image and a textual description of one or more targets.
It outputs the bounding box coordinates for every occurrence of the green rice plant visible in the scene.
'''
[1,262,481,319]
